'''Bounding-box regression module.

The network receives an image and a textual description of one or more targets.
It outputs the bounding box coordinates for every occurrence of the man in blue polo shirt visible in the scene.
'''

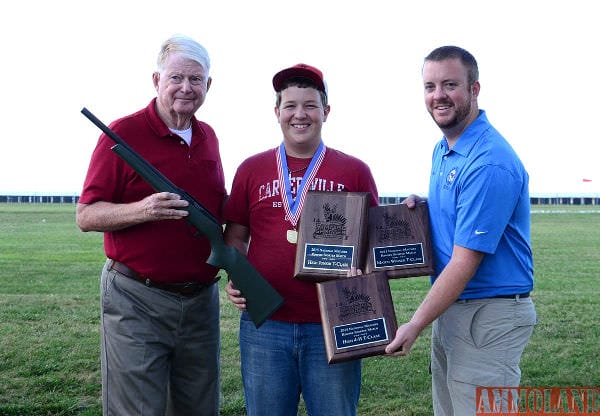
[386,46,537,416]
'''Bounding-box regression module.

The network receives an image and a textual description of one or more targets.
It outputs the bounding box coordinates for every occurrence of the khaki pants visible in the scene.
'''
[431,296,536,416]
[100,259,220,415]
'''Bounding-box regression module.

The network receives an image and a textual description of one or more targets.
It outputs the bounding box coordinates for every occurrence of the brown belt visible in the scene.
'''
[107,259,220,297]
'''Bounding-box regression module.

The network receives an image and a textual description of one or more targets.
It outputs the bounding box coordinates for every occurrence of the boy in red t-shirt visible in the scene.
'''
[224,63,378,416]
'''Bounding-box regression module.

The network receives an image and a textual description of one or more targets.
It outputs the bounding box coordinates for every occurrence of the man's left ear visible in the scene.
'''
[207,77,213,91]
[323,104,331,121]
[471,81,480,97]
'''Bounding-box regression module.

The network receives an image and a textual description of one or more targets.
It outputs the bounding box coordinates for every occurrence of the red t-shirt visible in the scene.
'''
[224,146,378,323]
[79,99,226,283]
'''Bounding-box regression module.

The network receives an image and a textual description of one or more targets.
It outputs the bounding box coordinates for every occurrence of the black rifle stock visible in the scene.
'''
[81,107,283,328]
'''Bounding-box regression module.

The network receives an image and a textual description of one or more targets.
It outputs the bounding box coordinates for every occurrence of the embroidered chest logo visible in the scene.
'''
[337,287,376,321]
[376,213,413,242]
[312,203,348,240]
[446,167,458,185]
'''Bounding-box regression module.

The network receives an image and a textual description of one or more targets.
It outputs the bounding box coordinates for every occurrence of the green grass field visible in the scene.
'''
[0,203,598,415]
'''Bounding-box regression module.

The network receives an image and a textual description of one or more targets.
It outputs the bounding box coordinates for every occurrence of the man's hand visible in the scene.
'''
[76,192,189,232]
[385,321,422,357]
[225,280,247,311]
[141,192,189,220]
[347,267,363,277]
[401,194,427,209]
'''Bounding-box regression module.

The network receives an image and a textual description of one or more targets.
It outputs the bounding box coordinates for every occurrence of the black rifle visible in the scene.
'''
[81,107,283,328]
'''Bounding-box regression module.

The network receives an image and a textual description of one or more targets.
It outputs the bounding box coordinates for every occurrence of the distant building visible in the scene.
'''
[1,194,599,205]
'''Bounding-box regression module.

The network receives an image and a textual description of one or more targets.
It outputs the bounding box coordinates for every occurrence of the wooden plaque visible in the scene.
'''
[316,272,398,364]
[294,191,370,282]
[365,202,435,278]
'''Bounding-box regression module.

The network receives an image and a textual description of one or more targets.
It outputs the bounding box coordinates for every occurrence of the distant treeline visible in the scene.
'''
[2,195,600,205]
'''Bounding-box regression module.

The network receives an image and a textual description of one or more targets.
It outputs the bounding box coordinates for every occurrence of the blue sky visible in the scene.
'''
[1,0,598,196]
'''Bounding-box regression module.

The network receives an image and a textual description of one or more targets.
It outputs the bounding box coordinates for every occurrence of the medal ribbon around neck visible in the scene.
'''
[276,141,326,228]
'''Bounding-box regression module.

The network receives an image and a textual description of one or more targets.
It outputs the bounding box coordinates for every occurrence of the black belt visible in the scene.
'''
[456,293,530,303]
[107,259,220,297]
[492,293,530,299]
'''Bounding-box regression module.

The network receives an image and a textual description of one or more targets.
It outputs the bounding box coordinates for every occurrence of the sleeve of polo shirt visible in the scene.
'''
[454,164,523,254]
[79,133,128,204]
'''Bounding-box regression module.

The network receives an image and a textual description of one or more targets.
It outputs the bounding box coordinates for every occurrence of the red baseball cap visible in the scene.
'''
[272,63,327,95]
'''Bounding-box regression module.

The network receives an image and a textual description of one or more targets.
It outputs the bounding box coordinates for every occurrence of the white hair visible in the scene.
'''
[156,35,210,74]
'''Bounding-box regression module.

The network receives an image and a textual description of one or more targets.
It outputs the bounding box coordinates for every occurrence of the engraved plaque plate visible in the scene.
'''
[365,202,435,278]
[294,191,370,282]
[317,272,398,363]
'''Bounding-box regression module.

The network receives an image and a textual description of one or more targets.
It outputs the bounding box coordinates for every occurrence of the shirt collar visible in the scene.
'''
[145,98,199,140]
[443,110,489,157]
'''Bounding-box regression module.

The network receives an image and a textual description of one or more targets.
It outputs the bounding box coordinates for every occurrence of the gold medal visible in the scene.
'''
[286,229,298,244]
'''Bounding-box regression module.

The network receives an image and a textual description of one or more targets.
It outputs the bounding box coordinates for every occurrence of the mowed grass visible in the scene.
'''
[0,203,598,415]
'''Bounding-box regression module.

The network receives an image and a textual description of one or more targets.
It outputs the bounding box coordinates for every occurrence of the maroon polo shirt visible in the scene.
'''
[79,99,226,283]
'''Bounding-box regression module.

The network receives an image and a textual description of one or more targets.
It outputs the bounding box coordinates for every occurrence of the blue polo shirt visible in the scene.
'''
[428,110,534,299]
